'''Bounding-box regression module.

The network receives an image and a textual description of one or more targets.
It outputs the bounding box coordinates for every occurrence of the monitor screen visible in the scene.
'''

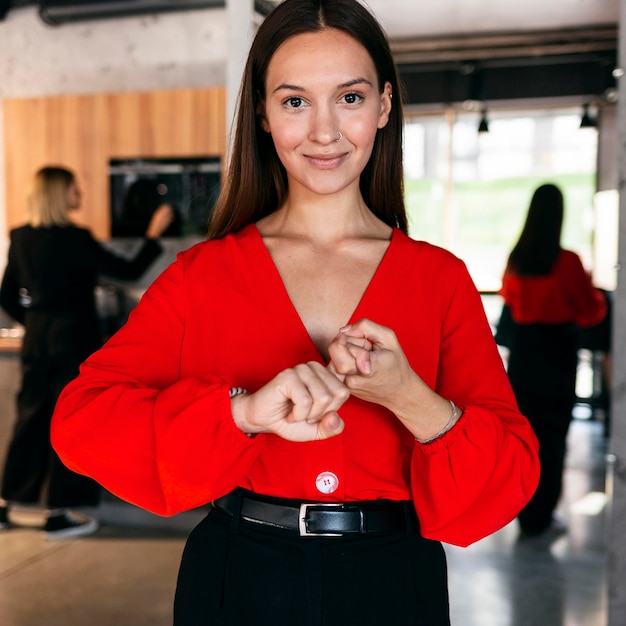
[109,156,221,238]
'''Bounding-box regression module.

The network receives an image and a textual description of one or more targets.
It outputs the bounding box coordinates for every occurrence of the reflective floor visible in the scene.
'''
[0,354,608,625]
[447,417,608,626]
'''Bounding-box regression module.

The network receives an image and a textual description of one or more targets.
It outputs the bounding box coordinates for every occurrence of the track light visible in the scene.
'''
[478,106,489,133]
[580,103,598,129]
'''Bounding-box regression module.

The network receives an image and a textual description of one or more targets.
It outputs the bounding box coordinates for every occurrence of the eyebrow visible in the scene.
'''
[271,77,375,95]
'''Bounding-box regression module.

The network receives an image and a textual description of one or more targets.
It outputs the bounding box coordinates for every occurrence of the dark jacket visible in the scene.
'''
[0,225,162,350]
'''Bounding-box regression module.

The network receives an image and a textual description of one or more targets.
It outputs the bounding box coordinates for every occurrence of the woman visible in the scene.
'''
[500,183,606,537]
[0,165,172,539]
[51,1,539,623]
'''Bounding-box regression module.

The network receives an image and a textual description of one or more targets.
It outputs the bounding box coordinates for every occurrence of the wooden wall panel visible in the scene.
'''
[3,87,226,239]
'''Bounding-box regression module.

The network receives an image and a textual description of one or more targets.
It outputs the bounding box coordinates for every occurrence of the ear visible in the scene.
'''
[257,98,271,133]
[377,81,393,129]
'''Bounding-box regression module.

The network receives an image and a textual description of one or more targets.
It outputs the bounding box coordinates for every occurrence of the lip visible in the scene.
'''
[304,152,348,170]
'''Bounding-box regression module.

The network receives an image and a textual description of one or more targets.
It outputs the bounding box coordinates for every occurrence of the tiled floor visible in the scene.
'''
[0,353,608,625]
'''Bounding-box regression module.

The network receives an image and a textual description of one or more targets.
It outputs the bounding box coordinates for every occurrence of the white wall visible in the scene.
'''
[0,5,229,263]
[0,6,227,98]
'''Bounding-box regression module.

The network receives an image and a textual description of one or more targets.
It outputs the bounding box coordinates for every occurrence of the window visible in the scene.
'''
[404,107,598,293]
[404,107,605,409]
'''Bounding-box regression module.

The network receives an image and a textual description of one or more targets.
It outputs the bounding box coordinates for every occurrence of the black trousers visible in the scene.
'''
[506,322,578,534]
[174,498,450,626]
[514,390,572,534]
[0,313,101,508]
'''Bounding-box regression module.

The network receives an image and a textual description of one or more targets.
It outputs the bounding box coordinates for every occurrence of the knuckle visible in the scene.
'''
[336,387,350,402]
[333,362,351,375]
[299,394,313,408]
[317,392,332,405]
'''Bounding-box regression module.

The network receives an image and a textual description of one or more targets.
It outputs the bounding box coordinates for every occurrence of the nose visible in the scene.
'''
[308,103,338,145]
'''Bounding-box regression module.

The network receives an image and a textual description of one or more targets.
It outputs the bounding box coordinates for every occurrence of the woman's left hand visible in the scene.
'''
[327,318,415,410]
[327,318,459,441]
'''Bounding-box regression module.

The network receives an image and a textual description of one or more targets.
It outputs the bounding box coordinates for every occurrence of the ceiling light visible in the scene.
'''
[580,103,598,129]
[478,107,489,133]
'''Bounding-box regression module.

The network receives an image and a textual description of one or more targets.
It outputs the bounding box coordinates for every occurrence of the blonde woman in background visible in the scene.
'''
[0,165,172,538]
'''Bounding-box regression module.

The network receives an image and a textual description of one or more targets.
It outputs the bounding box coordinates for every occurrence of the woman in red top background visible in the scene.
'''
[500,183,606,538]
[51,0,539,623]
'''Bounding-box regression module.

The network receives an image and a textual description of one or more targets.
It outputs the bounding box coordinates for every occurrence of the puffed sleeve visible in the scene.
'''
[411,260,540,547]
[51,252,263,516]
[561,251,607,328]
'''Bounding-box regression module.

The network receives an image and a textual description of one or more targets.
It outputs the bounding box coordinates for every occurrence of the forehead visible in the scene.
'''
[266,28,378,89]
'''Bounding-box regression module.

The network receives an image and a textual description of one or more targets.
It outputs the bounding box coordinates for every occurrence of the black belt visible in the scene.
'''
[212,489,416,537]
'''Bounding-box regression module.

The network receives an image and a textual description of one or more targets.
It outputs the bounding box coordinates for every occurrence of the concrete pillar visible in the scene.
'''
[226,0,256,153]
[597,104,618,192]
[607,1,626,623]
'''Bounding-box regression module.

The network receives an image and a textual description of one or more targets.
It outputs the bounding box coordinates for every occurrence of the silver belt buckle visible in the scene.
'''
[299,503,343,537]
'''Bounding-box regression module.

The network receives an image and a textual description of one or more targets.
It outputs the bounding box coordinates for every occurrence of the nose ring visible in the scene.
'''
[334,131,343,142]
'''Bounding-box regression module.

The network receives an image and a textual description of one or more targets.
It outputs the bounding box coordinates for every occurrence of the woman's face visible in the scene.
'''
[259,28,392,199]
[65,181,82,210]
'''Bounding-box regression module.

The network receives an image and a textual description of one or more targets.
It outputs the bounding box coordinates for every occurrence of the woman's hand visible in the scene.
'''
[328,319,457,440]
[145,203,175,239]
[327,318,414,409]
[231,362,349,442]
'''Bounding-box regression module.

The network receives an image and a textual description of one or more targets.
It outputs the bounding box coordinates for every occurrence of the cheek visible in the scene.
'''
[270,124,303,154]
[348,116,381,147]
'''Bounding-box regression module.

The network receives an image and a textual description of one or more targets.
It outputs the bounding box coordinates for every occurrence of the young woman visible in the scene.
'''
[500,183,606,537]
[51,1,539,622]
[0,165,172,539]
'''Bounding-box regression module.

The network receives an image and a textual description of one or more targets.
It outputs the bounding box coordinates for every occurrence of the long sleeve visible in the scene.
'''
[80,231,163,281]
[51,253,263,515]
[0,243,25,324]
[560,251,607,327]
[408,258,539,546]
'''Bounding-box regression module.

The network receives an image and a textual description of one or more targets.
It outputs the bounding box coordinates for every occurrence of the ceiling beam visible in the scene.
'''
[391,26,617,64]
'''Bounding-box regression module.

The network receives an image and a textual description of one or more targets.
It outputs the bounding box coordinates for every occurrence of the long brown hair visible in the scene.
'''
[506,183,564,276]
[207,0,407,239]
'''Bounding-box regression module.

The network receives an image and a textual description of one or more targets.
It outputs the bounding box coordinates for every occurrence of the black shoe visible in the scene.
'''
[0,505,9,530]
[519,516,568,540]
[44,511,99,540]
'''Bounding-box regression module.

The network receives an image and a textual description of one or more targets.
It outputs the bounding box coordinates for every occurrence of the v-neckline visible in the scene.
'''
[248,224,398,362]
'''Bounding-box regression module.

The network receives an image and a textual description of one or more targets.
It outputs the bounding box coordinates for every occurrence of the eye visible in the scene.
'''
[283,96,306,109]
[341,92,364,105]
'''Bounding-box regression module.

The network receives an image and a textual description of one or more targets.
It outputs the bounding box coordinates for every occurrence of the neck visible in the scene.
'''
[258,186,389,245]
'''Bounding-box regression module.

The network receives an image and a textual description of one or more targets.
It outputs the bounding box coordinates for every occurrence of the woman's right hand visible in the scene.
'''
[145,203,175,239]
[231,362,349,442]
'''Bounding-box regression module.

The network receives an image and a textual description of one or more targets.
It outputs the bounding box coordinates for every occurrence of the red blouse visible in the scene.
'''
[51,225,539,547]
[501,249,607,326]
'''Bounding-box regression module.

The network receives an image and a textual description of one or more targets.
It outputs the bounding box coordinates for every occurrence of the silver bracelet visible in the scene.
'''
[416,400,459,444]
[229,388,256,438]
